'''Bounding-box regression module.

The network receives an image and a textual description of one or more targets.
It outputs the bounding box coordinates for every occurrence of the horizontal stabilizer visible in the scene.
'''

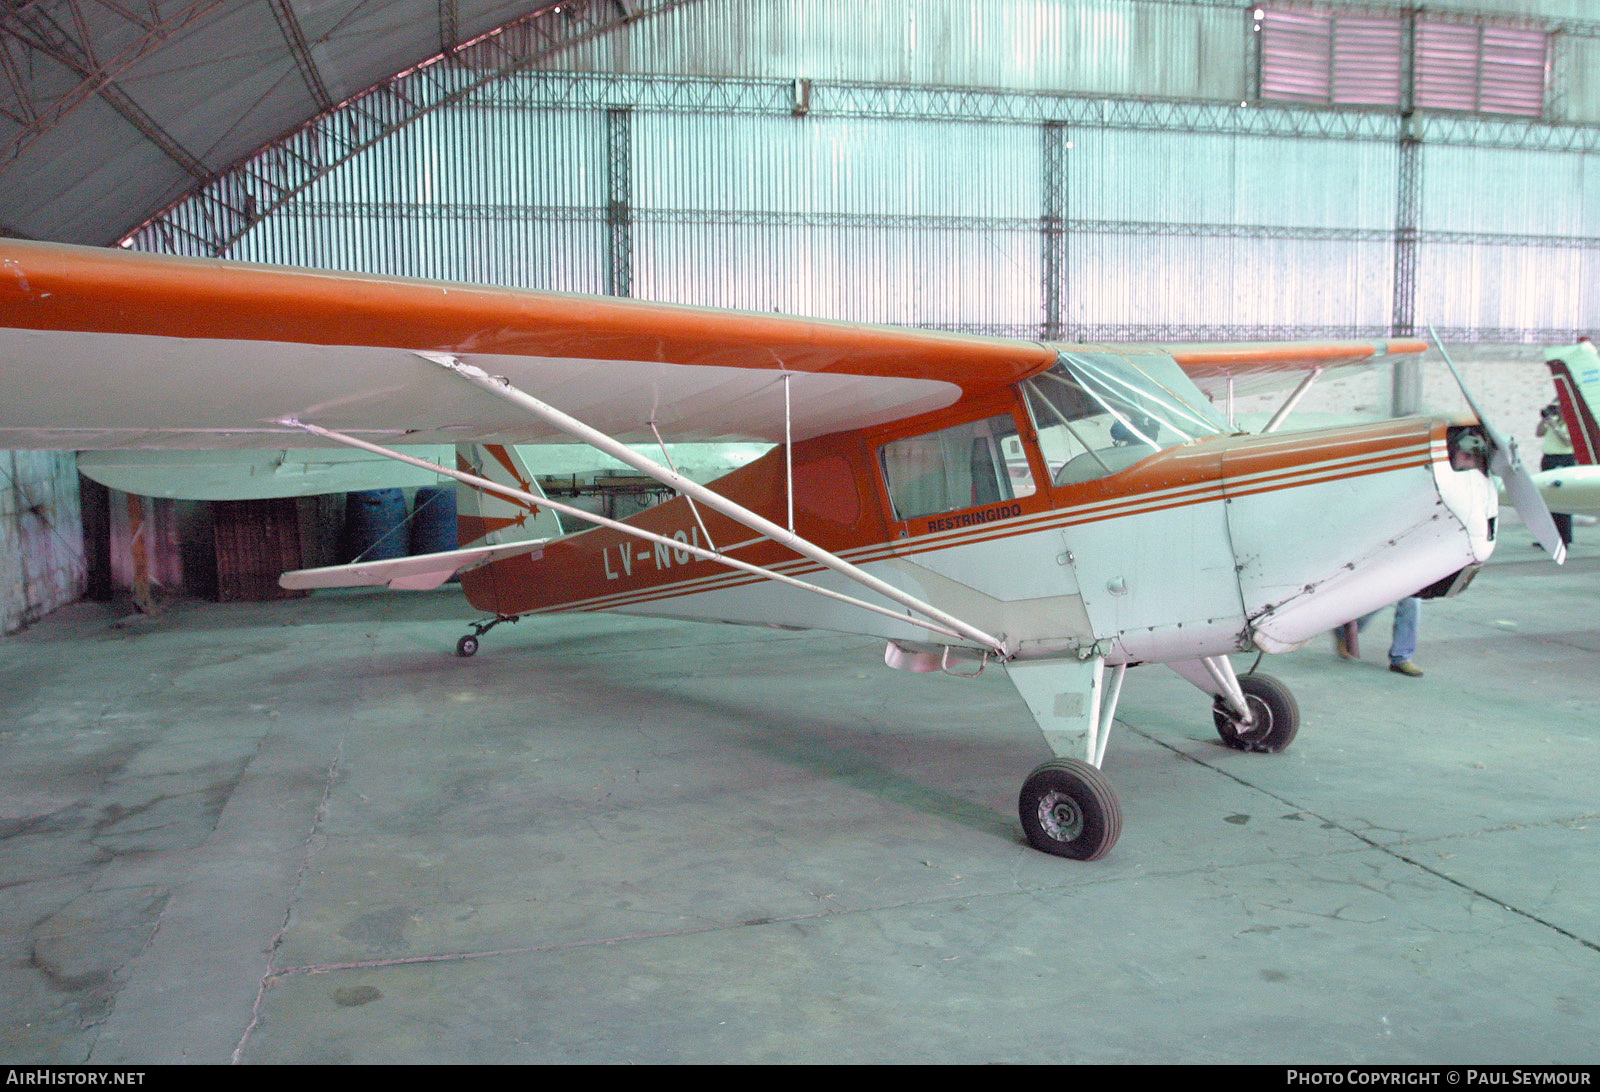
[280,539,546,592]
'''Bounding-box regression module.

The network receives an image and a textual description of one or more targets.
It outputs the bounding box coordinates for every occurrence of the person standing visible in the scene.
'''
[1537,401,1575,548]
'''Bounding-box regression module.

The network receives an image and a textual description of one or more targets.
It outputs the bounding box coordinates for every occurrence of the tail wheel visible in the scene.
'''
[1018,759,1123,860]
[455,614,520,658]
[1212,673,1299,753]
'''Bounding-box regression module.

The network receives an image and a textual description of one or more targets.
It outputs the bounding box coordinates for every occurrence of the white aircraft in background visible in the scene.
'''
[0,239,1564,860]
[1531,338,1600,514]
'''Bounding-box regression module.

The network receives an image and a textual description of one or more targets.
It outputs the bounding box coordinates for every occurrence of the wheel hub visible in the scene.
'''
[1227,694,1270,744]
[1037,790,1084,842]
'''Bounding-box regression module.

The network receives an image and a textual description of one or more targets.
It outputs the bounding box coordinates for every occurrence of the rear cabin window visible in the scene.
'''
[878,414,1036,522]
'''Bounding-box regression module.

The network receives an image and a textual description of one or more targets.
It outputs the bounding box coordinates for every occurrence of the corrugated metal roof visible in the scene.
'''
[0,1,572,244]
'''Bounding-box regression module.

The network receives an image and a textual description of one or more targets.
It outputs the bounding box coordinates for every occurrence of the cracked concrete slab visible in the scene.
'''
[0,527,1596,1063]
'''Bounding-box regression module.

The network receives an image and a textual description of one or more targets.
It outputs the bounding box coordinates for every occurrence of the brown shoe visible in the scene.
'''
[1333,622,1359,660]
[1389,661,1423,677]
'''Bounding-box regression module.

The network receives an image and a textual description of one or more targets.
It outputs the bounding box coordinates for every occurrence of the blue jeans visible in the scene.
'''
[1358,597,1419,664]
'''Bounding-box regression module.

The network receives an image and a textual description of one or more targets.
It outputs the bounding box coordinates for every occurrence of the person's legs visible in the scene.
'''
[1388,597,1420,667]
[1334,619,1359,659]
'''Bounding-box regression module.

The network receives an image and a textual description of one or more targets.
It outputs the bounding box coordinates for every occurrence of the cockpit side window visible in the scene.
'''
[878,413,1036,522]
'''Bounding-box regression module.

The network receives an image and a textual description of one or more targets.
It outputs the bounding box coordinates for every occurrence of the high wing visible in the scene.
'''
[0,239,1054,451]
[76,447,455,500]
[1159,339,1431,399]
[1,240,1443,454]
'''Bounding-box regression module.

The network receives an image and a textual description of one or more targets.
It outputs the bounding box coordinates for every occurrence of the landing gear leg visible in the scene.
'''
[1006,656,1126,860]
[457,614,518,657]
[1169,656,1300,753]
[1211,674,1299,753]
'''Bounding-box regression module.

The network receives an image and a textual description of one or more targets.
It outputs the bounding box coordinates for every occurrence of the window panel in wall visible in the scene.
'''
[1261,7,1546,118]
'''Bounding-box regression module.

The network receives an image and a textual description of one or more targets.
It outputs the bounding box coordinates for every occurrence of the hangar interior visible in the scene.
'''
[5,0,1600,630]
[2,0,1599,1065]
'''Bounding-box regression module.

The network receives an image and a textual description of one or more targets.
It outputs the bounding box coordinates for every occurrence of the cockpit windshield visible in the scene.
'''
[1022,350,1228,486]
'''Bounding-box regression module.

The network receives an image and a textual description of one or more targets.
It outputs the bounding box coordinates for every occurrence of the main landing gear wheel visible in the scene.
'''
[456,635,479,658]
[1018,758,1123,861]
[1212,673,1299,753]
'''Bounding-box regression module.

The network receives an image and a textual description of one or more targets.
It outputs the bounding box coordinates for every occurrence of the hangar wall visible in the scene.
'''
[0,453,84,634]
[131,0,1600,346]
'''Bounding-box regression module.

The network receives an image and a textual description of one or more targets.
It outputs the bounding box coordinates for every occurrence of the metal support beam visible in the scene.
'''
[1041,121,1068,342]
[1263,367,1325,434]
[1391,117,1421,341]
[437,0,461,56]
[605,106,633,298]
[119,1,695,254]
[1391,14,1424,415]
[0,0,220,179]
[268,0,334,112]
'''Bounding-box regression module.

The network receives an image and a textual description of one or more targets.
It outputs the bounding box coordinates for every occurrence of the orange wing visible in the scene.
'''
[1157,339,1431,397]
[0,239,1056,449]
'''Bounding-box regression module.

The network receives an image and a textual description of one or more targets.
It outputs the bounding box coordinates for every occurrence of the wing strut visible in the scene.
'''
[783,370,796,533]
[280,419,1009,656]
[1261,367,1325,434]
[648,420,717,552]
[410,353,1011,656]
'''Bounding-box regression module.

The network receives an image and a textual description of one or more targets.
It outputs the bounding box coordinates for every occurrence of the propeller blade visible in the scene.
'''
[1492,440,1567,564]
[1430,327,1567,564]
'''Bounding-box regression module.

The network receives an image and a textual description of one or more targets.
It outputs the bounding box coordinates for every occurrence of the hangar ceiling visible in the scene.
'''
[0,0,633,246]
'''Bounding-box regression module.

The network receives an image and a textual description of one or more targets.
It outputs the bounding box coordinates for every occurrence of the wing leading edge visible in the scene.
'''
[0,239,1056,450]
[1156,339,1431,398]
[2,240,1436,453]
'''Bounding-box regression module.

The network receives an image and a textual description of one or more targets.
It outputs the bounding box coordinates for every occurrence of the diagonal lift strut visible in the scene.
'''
[413,353,1012,657]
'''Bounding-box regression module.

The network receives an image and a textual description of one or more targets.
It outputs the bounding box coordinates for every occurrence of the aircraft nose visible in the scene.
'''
[1223,420,1496,654]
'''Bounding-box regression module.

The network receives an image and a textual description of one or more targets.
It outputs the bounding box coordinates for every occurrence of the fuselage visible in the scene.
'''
[461,367,1498,669]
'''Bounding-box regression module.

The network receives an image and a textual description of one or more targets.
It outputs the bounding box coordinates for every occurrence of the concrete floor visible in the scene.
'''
[2,526,1598,1064]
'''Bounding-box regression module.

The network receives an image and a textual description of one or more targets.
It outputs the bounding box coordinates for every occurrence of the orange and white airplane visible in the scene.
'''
[0,238,1565,860]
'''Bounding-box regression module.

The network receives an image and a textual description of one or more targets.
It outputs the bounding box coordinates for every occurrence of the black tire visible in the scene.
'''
[1017,758,1123,860]
[1212,673,1299,753]
[456,634,479,658]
